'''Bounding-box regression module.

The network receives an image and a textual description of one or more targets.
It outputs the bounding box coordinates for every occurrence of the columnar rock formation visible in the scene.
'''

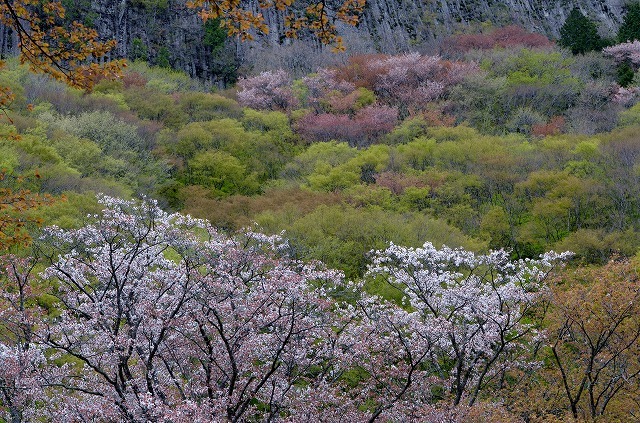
[0,0,628,84]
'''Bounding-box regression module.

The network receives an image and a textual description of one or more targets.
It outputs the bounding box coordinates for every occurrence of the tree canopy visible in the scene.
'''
[187,0,366,49]
[618,2,640,42]
[559,8,603,55]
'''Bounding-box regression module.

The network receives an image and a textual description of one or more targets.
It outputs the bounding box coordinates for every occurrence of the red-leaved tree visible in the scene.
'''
[297,105,398,146]
[440,26,553,56]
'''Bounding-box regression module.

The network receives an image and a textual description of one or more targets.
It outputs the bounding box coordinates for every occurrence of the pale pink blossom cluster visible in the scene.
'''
[237,70,299,110]
[603,40,640,69]
[0,197,567,421]
[370,53,478,111]
[612,85,640,105]
[366,243,570,406]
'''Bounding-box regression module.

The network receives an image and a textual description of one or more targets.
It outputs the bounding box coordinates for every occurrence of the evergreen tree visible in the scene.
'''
[559,8,603,54]
[617,62,636,86]
[618,2,640,42]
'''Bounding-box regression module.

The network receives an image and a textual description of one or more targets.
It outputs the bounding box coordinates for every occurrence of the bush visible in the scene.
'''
[440,25,553,57]
[296,105,398,146]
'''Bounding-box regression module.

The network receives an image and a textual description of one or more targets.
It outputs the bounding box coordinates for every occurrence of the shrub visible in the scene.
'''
[440,25,553,56]
[297,105,398,146]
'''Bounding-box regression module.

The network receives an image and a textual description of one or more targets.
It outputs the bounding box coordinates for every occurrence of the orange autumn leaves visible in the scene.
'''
[0,0,120,249]
[188,0,366,51]
[0,175,53,251]
[0,0,125,93]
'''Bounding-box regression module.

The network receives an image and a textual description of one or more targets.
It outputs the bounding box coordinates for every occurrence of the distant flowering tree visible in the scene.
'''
[603,40,640,69]
[603,40,640,87]
[297,105,398,146]
[612,85,640,105]
[440,26,553,56]
[237,70,298,110]
[369,53,477,115]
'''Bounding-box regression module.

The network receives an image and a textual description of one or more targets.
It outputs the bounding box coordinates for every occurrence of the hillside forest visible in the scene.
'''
[1,1,640,422]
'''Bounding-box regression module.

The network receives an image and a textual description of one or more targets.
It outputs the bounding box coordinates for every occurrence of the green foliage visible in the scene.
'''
[124,87,187,128]
[126,61,203,92]
[618,2,640,42]
[131,38,149,61]
[242,109,293,138]
[255,204,486,279]
[0,139,20,174]
[559,8,604,55]
[396,137,437,171]
[506,107,545,134]
[203,18,227,52]
[283,141,357,180]
[383,116,430,145]
[554,228,640,263]
[616,61,636,87]
[354,87,376,109]
[502,50,575,86]
[189,150,259,196]
[618,104,640,127]
[25,192,102,229]
[156,46,171,69]
[131,0,169,9]
[178,92,242,121]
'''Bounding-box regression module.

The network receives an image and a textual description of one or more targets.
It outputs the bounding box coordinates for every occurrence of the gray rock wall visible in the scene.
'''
[0,0,630,83]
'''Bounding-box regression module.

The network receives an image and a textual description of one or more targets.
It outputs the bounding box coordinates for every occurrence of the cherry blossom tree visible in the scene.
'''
[237,70,298,111]
[365,243,570,407]
[0,196,571,421]
[603,40,640,70]
[368,53,477,115]
[0,256,43,423]
[28,196,348,421]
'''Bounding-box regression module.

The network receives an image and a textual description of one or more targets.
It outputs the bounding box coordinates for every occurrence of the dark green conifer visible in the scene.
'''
[618,3,640,42]
[617,62,635,87]
[559,8,603,54]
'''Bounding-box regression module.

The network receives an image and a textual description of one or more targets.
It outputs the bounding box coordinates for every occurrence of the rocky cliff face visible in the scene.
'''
[0,0,630,84]
[357,0,627,52]
[246,0,629,74]
[87,0,239,85]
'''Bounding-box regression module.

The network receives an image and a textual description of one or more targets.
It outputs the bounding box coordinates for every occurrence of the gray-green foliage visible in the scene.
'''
[38,110,168,194]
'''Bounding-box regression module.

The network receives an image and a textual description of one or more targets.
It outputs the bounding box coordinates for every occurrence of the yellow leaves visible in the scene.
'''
[0,0,124,93]
[187,0,364,49]
[0,175,54,251]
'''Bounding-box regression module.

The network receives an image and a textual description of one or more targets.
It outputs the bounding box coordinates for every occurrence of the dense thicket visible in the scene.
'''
[0,26,639,271]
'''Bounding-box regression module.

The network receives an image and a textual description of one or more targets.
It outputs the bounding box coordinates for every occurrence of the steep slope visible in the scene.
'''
[0,0,629,83]
[359,0,625,51]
